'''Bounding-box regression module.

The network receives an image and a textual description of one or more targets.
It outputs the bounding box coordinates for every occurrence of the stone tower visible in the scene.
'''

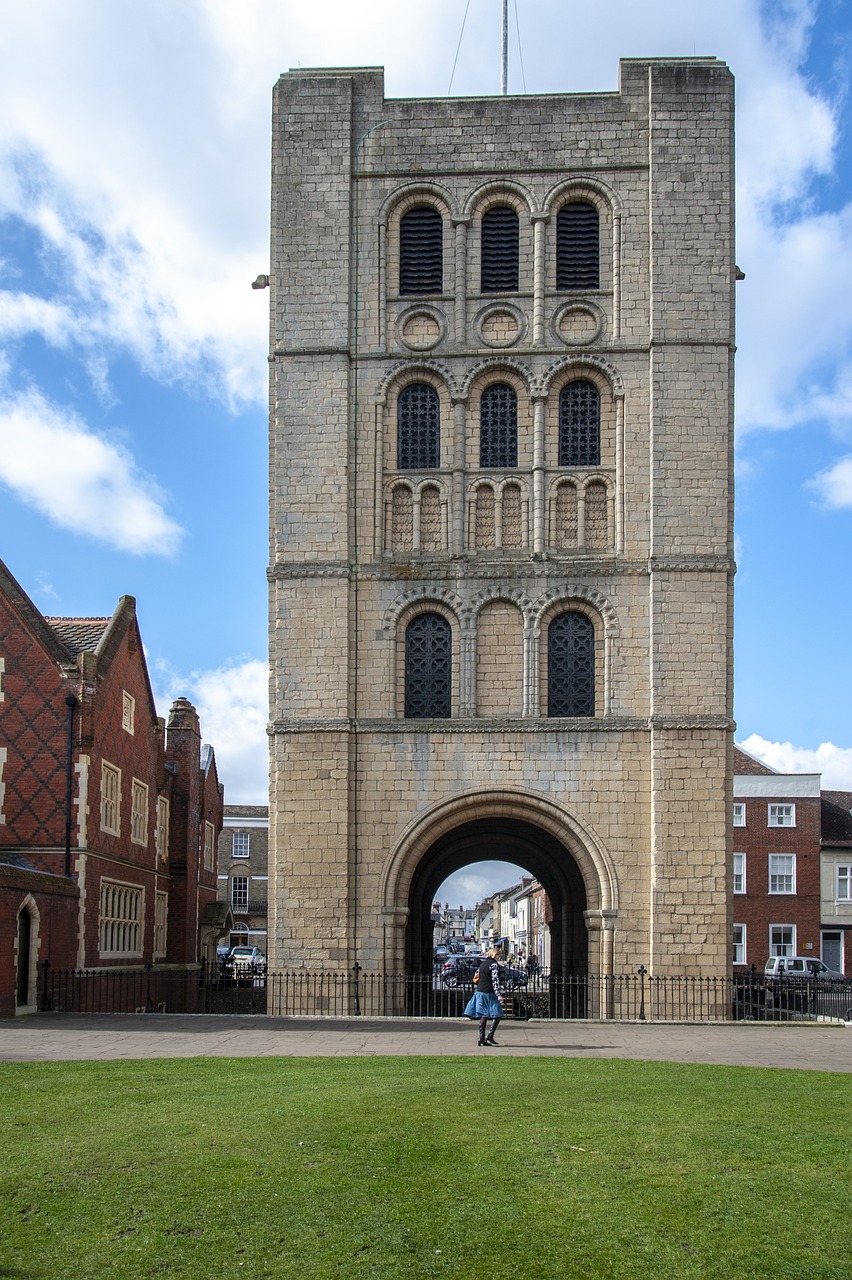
[267,59,735,976]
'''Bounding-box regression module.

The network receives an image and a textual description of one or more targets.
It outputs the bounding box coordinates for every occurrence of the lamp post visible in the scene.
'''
[637,965,647,1022]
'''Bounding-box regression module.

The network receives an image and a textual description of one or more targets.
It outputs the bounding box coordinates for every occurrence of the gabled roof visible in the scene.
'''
[821,791,852,847]
[0,557,77,669]
[1,556,157,721]
[733,745,778,775]
[45,617,111,656]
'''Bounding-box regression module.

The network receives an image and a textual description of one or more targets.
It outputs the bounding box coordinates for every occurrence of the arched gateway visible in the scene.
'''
[380,791,618,976]
[267,63,734,978]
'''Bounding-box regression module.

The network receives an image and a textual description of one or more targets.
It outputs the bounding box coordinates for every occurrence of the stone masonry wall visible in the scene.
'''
[268,58,735,977]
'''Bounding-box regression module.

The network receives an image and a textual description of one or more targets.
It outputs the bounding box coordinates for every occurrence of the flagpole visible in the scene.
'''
[501,0,508,94]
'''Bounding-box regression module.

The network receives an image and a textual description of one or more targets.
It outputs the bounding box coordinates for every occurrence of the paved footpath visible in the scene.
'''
[0,1014,849,1071]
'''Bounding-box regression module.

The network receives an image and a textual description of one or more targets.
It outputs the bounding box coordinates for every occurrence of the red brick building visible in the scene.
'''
[732,746,826,973]
[0,559,225,1016]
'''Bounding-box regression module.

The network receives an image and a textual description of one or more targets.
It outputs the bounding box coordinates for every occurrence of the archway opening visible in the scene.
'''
[16,909,32,1007]
[405,817,589,977]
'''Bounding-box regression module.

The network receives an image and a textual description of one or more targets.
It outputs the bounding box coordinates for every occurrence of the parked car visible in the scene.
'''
[440,955,479,987]
[433,944,450,963]
[440,956,529,991]
[764,956,844,980]
[229,946,267,972]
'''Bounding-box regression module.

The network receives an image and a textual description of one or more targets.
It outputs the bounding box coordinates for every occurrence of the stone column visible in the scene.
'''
[532,214,547,344]
[532,394,546,552]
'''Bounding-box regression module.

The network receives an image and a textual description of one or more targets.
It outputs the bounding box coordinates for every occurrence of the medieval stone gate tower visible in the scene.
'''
[268,58,735,976]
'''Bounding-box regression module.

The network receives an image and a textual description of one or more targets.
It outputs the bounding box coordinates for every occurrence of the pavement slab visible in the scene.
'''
[0,1014,849,1071]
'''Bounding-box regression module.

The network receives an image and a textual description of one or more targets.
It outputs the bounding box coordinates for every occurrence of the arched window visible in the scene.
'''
[398,384,440,469]
[559,380,600,467]
[584,481,608,549]
[480,383,517,468]
[556,200,600,290]
[554,482,578,548]
[475,486,496,549]
[400,205,443,295]
[391,485,413,551]
[405,613,452,718]
[420,486,442,552]
[547,611,595,717]
[501,484,522,549]
[481,205,519,292]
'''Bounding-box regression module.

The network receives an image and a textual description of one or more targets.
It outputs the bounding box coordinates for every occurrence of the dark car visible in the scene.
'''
[440,955,480,987]
[440,956,529,991]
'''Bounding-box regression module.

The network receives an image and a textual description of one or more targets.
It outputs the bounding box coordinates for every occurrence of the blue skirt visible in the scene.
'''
[463,991,503,1019]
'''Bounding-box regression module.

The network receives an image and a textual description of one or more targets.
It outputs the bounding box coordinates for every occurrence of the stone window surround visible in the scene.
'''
[379,176,621,348]
[389,588,611,721]
[130,778,148,846]
[100,760,121,837]
[155,796,169,863]
[203,821,215,871]
[99,878,143,957]
[379,363,621,559]
[122,691,135,735]
[154,890,168,959]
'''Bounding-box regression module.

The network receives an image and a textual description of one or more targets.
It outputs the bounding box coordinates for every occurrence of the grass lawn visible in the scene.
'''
[1,1056,849,1279]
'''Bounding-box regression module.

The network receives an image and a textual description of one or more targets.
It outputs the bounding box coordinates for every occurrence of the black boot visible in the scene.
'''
[485,1018,501,1045]
[478,1018,488,1046]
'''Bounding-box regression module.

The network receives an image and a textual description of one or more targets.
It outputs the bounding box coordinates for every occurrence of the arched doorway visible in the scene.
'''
[382,789,618,977]
[16,907,33,1008]
[407,818,587,975]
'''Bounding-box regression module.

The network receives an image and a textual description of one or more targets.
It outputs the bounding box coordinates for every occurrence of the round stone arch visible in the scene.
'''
[379,788,619,975]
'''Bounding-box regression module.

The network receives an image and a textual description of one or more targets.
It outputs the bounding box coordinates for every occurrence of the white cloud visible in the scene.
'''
[436,862,527,910]
[739,734,852,790]
[807,455,852,508]
[0,0,846,436]
[0,389,183,555]
[0,292,77,346]
[156,658,268,805]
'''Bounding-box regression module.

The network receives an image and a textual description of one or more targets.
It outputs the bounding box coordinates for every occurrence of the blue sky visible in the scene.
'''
[1,1,852,904]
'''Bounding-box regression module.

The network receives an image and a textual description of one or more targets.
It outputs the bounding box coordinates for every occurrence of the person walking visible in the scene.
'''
[464,946,503,1046]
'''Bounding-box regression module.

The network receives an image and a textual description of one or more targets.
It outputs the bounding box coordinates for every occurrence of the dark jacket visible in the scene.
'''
[476,958,501,995]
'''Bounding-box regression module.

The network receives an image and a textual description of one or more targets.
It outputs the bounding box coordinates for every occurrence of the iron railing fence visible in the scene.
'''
[39,962,201,1015]
[36,963,852,1023]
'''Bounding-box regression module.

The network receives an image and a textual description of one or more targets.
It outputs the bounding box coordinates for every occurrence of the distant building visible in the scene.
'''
[218,806,269,952]
[731,746,847,973]
[0,558,224,1016]
[817,791,852,973]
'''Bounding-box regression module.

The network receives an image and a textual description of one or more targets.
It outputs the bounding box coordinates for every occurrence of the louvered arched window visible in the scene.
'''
[481,205,519,292]
[547,611,595,717]
[399,206,443,295]
[480,383,517,468]
[405,613,452,718]
[398,384,440,470]
[556,201,599,290]
[559,380,600,467]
